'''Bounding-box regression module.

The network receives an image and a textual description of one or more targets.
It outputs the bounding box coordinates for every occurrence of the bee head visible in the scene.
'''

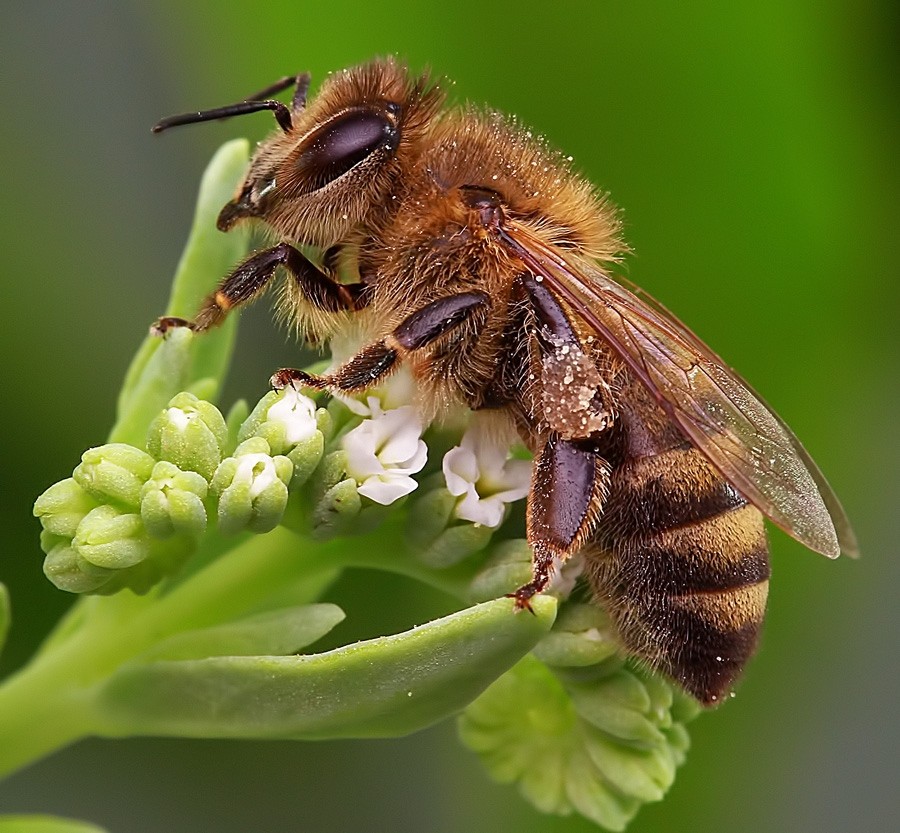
[216,59,444,247]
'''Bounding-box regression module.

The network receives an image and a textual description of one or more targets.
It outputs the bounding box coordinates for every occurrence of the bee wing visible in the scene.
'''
[500,225,858,558]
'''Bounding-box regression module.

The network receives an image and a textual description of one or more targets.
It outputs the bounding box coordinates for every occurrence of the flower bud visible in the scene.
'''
[73,444,156,508]
[211,437,293,534]
[147,392,228,480]
[285,432,326,490]
[33,478,100,538]
[311,478,362,540]
[239,388,330,489]
[467,539,535,603]
[460,653,698,831]
[240,387,318,451]
[74,504,150,570]
[315,449,350,494]
[140,461,209,539]
[42,536,114,594]
[407,484,493,569]
[532,603,620,668]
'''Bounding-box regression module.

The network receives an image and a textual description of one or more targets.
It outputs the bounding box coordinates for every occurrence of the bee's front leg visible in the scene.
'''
[152,242,363,335]
[272,291,490,393]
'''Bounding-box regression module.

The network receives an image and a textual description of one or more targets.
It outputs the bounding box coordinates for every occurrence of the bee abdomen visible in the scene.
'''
[589,447,771,705]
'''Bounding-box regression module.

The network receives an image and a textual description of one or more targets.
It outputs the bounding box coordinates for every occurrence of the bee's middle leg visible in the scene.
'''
[272,290,491,392]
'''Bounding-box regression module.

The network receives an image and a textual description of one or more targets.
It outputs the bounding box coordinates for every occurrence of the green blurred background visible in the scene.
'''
[1,1,896,831]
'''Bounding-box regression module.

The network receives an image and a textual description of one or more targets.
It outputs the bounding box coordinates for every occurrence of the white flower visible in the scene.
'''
[233,453,281,501]
[342,406,428,505]
[336,392,386,419]
[334,368,417,418]
[442,415,531,528]
[266,386,318,445]
[165,406,194,431]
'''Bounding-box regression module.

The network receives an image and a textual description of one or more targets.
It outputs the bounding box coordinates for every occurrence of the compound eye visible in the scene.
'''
[295,106,399,190]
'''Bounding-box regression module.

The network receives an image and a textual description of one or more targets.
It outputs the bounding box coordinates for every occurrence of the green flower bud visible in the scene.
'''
[459,655,698,830]
[238,388,329,487]
[297,448,371,539]
[72,444,156,507]
[315,449,350,494]
[147,392,228,480]
[74,505,149,570]
[467,539,534,603]
[33,478,101,538]
[42,536,114,593]
[406,483,493,569]
[563,665,669,749]
[140,461,209,539]
[285,432,326,490]
[311,478,362,540]
[39,528,65,556]
[237,390,281,445]
[211,437,293,534]
[533,603,621,668]
[238,387,330,452]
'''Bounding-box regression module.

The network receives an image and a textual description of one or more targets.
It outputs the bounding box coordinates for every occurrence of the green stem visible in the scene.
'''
[0,517,478,777]
[0,529,329,776]
[328,517,479,598]
[0,662,98,777]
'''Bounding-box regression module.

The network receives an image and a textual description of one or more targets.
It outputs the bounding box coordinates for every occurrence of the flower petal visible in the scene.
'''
[456,491,507,528]
[358,474,418,505]
[442,446,480,496]
[267,387,318,445]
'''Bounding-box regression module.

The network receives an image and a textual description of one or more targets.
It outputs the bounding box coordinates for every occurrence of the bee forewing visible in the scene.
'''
[501,225,858,559]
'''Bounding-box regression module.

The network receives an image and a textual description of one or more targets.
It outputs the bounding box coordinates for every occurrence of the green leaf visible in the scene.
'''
[96,596,556,740]
[0,816,107,833]
[138,604,345,661]
[0,583,9,659]
[111,140,251,446]
[109,328,197,448]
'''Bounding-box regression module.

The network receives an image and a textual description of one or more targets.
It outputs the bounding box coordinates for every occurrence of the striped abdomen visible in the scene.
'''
[586,440,770,706]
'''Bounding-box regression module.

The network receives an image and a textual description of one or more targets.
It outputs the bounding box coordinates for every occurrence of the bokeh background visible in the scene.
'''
[1,1,896,831]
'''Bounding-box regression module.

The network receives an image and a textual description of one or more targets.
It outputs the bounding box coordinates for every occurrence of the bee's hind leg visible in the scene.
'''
[511,434,611,611]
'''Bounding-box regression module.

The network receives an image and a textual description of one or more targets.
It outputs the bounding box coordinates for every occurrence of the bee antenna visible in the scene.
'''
[291,72,312,111]
[151,72,312,135]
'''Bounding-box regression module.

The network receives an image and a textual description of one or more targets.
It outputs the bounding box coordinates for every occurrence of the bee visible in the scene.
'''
[153,58,857,705]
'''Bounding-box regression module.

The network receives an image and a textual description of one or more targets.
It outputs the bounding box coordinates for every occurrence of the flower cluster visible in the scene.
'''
[459,618,700,831]
[34,390,324,594]
[33,376,543,596]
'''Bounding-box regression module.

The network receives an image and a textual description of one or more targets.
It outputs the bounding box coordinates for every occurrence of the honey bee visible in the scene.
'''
[153,58,857,705]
